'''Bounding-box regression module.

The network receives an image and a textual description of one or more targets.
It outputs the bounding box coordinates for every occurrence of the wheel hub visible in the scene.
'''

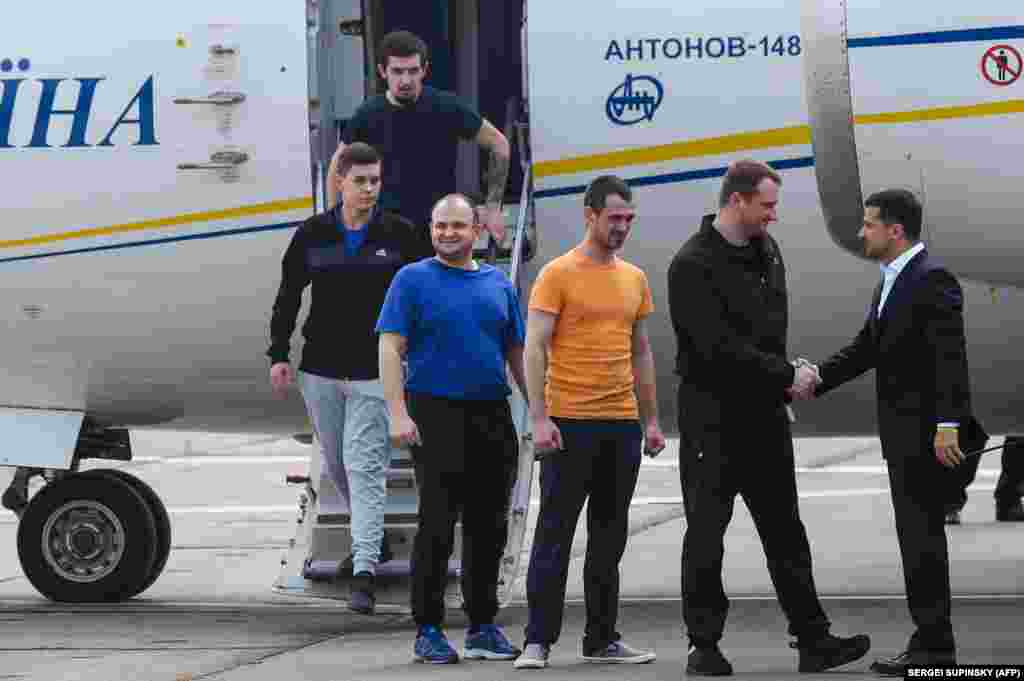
[41,500,125,583]
[68,523,104,559]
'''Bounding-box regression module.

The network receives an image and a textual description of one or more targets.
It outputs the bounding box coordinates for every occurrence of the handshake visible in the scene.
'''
[787,357,821,401]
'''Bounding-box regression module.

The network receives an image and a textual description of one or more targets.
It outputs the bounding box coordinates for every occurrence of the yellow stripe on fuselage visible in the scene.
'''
[0,197,313,250]
[854,98,1024,125]
[5,98,1023,250]
[534,99,1024,179]
[533,125,812,179]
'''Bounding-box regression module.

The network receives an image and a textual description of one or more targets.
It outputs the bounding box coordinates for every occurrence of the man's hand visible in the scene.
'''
[643,421,667,457]
[389,412,422,449]
[532,416,564,456]
[270,362,294,397]
[479,204,506,243]
[789,364,820,401]
[934,427,963,468]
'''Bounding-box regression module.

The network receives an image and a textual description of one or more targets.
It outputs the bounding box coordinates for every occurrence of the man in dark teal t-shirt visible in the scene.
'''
[329,30,511,245]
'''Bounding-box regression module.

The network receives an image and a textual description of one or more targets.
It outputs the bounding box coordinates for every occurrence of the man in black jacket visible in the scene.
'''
[667,159,870,676]
[267,142,431,614]
[803,189,985,675]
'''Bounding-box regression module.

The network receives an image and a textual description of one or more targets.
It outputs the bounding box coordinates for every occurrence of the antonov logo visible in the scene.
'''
[606,74,664,126]
[0,58,158,149]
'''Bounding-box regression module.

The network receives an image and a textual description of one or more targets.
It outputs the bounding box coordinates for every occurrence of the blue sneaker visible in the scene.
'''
[414,625,460,664]
[464,624,522,660]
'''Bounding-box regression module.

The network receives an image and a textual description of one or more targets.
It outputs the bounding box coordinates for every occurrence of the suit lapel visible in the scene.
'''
[877,249,927,342]
[869,280,883,342]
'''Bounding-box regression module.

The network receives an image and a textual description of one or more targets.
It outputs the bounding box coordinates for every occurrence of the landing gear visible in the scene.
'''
[16,470,166,602]
[80,469,172,597]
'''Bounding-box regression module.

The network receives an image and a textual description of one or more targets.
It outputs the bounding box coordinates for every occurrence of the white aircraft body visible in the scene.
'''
[1,0,1022,603]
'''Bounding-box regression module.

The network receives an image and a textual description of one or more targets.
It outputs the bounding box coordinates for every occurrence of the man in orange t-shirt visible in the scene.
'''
[512,175,666,670]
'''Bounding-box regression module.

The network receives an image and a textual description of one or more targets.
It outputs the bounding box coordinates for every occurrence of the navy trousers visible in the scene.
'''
[523,418,643,652]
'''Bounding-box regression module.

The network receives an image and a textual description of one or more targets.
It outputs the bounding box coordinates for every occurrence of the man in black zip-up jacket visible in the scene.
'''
[667,159,870,676]
[267,143,431,614]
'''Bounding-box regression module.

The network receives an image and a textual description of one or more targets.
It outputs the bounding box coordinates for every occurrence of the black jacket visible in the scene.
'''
[816,249,983,460]
[667,214,796,431]
[267,207,431,380]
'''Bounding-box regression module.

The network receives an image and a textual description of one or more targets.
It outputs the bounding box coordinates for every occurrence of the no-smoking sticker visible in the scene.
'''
[981,44,1021,86]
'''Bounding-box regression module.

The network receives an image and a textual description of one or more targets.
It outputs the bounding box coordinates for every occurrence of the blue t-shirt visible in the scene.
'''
[341,225,369,258]
[336,205,371,257]
[375,258,525,401]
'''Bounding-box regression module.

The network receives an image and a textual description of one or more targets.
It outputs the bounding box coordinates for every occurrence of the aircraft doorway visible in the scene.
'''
[283,0,536,609]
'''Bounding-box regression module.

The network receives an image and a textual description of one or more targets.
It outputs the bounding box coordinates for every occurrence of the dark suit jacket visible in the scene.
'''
[816,249,985,469]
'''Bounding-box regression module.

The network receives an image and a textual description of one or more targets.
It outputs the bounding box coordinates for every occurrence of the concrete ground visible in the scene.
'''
[0,431,1021,680]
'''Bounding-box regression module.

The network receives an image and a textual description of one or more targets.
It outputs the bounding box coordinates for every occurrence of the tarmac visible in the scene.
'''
[0,431,1021,680]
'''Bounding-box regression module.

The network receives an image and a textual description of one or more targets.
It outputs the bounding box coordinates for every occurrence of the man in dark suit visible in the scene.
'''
[795,189,983,675]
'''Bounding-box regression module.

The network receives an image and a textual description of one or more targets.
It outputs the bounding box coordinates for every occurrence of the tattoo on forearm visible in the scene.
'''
[485,150,510,206]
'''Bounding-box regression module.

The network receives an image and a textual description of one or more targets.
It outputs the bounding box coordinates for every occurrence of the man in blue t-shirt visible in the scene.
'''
[377,193,527,665]
[328,30,511,246]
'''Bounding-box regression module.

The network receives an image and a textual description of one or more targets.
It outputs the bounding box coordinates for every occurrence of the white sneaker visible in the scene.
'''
[581,639,656,664]
[513,643,550,669]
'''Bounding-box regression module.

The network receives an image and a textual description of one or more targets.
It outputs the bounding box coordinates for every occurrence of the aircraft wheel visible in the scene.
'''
[17,472,157,602]
[80,469,171,597]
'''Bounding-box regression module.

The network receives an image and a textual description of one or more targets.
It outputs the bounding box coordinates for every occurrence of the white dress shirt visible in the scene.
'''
[877,241,925,317]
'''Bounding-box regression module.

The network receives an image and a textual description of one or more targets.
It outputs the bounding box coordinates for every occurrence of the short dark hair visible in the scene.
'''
[378,30,429,70]
[337,142,380,177]
[865,189,923,241]
[584,175,633,211]
[718,159,782,207]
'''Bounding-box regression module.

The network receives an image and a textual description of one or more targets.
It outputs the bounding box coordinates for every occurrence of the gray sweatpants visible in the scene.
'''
[298,371,398,576]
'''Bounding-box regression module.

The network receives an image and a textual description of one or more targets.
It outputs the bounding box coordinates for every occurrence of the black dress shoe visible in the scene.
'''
[996,500,1024,522]
[348,572,376,614]
[870,650,955,676]
[686,645,733,676]
[793,632,871,672]
[944,509,962,525]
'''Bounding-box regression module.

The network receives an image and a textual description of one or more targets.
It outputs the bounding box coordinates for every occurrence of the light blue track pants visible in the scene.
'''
[298,371,395,576]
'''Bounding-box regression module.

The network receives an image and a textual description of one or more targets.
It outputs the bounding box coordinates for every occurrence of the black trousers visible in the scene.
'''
[524,418,643,651]
[885,453,955,651]
[406,392,518,628]
[679,403,830,647]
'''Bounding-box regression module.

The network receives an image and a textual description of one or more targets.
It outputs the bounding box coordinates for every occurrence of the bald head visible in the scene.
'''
[430,193,481,267]
[431,193,476,223]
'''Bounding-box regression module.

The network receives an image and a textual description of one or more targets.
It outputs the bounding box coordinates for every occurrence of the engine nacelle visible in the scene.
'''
[802,1,1024,287]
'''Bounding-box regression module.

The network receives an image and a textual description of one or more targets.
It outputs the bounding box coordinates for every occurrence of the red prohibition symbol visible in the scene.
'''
[981,44,1022,86]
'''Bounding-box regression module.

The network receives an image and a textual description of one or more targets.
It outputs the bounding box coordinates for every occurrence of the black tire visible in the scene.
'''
[81,469,171,597]
[17,473,158,603]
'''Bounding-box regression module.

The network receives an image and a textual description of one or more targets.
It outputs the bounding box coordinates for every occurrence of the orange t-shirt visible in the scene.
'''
[528,248,654,420]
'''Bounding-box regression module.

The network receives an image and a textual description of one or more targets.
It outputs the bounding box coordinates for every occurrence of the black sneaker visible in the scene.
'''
[686,645,733,676]
[348,572,376,615]
[792,632,870,672]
